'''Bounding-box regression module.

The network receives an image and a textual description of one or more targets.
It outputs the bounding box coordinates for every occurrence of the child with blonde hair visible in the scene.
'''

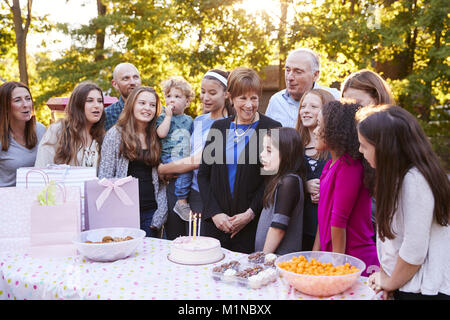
[156,76,194,223]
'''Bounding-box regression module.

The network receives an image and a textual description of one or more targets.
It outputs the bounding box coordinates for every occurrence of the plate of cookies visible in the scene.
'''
[72,227,145,262]
[211,251,278,289]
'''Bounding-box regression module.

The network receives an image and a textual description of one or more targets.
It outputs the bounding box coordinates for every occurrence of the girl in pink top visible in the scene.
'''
[312,101,379,276]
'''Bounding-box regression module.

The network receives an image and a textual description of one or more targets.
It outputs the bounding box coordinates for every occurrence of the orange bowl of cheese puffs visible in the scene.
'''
[275,251,365,297]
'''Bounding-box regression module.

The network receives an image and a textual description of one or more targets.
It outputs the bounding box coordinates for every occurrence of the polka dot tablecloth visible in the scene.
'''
[0,238,377,300]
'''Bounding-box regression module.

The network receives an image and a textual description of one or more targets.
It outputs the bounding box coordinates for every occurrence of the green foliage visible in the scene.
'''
[36,0,273,117]
[1,0,448,169]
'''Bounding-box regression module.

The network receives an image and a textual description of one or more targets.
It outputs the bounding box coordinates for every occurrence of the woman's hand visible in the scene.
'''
[157,164,177,184]
[212,213,234,234]
[307,179,320,203]
[229,209,255,238]
[310,192,320,204]
[306,179,320,195]
[368,271,393,300]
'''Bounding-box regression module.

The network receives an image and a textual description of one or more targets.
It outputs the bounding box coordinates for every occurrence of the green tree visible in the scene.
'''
[2,0,33,85]
[287,0,449,168]
[37,0,274,116]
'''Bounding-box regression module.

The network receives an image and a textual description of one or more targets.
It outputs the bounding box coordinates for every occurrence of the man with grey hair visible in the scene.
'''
[104,62,142,131]
[265,48,339,128]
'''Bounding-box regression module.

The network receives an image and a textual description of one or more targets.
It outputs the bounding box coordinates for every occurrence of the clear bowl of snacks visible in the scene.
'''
[72,227,145,262]
[211,251,278,289]
[275,251,365,297]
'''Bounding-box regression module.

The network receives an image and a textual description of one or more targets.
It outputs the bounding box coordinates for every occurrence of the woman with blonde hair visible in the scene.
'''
[98,86,167,237]
[35,82,105,169]
[295,88,336,250]
[0,81,46,186]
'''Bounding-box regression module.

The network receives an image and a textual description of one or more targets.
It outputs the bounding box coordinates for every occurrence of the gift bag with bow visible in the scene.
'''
[30,182,80,258]
[84,176,140,230]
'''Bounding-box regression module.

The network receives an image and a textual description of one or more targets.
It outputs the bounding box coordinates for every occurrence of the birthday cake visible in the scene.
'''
[169,236,224,265]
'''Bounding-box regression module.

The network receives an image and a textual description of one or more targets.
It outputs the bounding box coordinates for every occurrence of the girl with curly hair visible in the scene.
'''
[312,100,379,276]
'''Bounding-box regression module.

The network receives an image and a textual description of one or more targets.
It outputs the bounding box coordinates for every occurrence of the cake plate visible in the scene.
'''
[167,252,225,266]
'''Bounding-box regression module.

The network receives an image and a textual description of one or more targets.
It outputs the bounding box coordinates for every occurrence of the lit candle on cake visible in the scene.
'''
[188,211,192,237]
[198,213,202,237]
[193,213,197,241]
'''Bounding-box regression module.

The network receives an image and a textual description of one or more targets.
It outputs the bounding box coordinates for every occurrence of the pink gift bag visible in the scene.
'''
[29,183,80,258]
[84,176,140,230]
[0,169,70,253]
[16,165,97,231]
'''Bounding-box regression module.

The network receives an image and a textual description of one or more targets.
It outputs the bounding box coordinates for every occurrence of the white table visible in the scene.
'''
[0,238,377,300]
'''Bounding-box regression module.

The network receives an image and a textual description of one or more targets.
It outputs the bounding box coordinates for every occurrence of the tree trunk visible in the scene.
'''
[278,0,288,90]
[94,0,107,62]
[9,0,32,86]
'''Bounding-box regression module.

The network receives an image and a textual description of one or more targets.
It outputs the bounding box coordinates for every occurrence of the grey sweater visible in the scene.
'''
[0,122,46,187]
[98,126,168,229]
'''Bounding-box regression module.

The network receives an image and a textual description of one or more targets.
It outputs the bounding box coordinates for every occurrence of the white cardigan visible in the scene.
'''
[34,121,100,169]
[376,167,450,295]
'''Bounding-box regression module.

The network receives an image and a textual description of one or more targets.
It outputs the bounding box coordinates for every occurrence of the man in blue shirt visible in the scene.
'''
[105,63,142,131]
[265,48,340,128]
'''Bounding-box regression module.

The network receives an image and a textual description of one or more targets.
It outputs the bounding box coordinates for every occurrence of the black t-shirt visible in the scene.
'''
[127,159,157,212]
[303,153,329,237]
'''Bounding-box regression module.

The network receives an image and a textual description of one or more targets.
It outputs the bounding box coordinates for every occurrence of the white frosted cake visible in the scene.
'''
[169,236,223,265]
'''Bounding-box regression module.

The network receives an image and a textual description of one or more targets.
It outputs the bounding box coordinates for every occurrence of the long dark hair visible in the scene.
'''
[262,127,307,208]
[0,81,37,151]
[53,82,105,164]
[117,86,161,166]
[203,69,234,117]
[356,105,449,241]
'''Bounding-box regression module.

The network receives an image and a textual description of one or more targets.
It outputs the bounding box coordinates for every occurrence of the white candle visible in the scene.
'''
[188,211,192,237]
[193,213,197,241]
[198,213,202,237]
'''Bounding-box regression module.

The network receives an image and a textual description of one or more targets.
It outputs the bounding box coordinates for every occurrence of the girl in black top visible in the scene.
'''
[255,127,307,254]
[295,88,336,250]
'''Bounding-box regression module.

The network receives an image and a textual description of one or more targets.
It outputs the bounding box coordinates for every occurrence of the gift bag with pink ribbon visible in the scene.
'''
[84,176,140,230]
[29,182,81,258]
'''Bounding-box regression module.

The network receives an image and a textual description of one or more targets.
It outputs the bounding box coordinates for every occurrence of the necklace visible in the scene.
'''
[233,116,257,143]
[233,123,253,143]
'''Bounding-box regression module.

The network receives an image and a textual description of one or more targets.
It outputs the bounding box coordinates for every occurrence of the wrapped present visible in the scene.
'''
[29,183,80,258]
[84,176,140,230]
[16,165,97,230]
